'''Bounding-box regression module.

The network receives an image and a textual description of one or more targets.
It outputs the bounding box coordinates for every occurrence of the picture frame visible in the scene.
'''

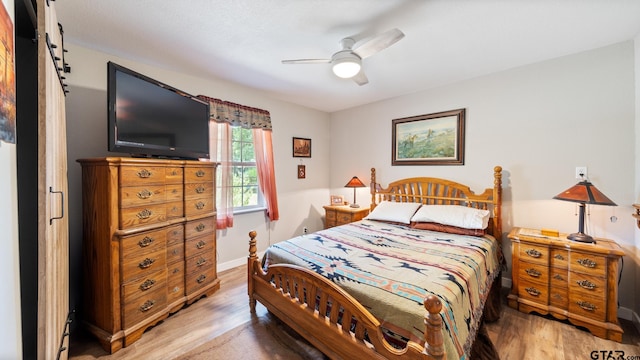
[292,137,311,158]
[297,165,306,179]
[392,108,465,166]
[330,195,344,205]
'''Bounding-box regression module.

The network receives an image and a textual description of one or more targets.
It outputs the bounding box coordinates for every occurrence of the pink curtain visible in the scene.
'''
[253,128,279,221]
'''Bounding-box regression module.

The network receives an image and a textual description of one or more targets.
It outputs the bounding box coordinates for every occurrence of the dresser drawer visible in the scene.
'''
[184,182,213,200]
[550,267,568,288]
[518,243,549,266]
[185,217,215,239]
[121,247,167,284]
[185,234,215,258]
[120,166,167,186]
[549,286,568,309]
[122,286,167,329]
[185,197,215,217]
[120,203,167,229]
[518,262,549,284]
[569,292,606,322]
[165,225,184,246]
[570,251,606,276]
[120,185,166,207]
[186,250,215,276]
[186,266,216,294]
[167,261,185,303]
[165,184,183,202]
[166,201,184,220]
[569,272,606,297]
[184,166,214,183]
[325,210,337,221]
[336,213,353,225]
[550,249,568,269]
[121,268,167,304]
[165,167,183,184]
[121,228,167,260]
[517,278,548,305]
[166,242,184,264]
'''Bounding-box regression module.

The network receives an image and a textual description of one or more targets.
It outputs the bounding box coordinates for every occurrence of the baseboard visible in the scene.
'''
[218,252,265,272]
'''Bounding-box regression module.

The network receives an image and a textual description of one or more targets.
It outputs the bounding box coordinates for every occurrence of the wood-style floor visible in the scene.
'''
[69,265,640,359]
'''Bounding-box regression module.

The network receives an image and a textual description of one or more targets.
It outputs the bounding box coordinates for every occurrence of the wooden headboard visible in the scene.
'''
[370,166,503,238]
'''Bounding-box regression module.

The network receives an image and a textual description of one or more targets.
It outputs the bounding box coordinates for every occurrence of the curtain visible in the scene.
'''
[198,95,279,227]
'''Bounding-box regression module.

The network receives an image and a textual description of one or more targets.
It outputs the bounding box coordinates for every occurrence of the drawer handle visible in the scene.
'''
[137,189,152,199]
[138,236,154,248]
[172,268,180,274]
[577,280,597,290]
[525,268,541,278]
[171,170,178,176]
[196,258,207,267]
[137,169,152,178]
[195,170,206,177]
[553,274,564,281]
[195,201,205,210]
[525,287,541,297]
[552,293,562,300]
[525,249,542,258]
[195,185,206,194]
[577,258,597,268]
[196,223,206,232]
[139,279,156,291]
[172,249,179,255]
[554,254,565,260]
[196,240,206,249]
[140,300,155,312]
[172,286,180,293]
[197,274,207,283]
[577,300,597,312]
[137,209,153,219]
[139,258,156,269]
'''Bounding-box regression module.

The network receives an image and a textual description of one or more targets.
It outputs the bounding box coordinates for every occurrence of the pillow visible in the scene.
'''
[365,201,422,224]
[410,205,490,229]
[410,222,486,236]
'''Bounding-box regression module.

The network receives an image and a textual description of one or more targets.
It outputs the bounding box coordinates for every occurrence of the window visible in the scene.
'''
[226,126,263,211]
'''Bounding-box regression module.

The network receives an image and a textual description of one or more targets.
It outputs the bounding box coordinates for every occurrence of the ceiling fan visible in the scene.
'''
[282,28,405,86]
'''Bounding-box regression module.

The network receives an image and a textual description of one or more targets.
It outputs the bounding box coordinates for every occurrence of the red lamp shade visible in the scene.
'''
[344,176,366,208]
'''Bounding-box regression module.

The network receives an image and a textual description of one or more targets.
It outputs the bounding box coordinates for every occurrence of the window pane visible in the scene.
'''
[242,142,255,162]
[243,185,258,206]
[240,127,252,142]
[243,166,257,185]
[232,166,243,186]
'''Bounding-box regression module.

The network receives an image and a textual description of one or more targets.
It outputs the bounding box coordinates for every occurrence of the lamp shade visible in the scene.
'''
[344,176,366,208]
[553,180,616,243]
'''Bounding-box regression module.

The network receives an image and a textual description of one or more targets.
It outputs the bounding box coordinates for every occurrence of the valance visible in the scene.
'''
[197,95,271,130]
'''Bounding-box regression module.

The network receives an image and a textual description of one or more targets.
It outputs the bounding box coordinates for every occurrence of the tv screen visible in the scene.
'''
[107,62,210,160]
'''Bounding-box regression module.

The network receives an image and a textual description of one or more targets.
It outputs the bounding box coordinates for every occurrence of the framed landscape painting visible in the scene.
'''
[292,137,311,158]
[392,109,465,165]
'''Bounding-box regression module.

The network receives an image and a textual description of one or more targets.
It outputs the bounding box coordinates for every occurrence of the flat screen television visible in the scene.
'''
[107,61,210,160]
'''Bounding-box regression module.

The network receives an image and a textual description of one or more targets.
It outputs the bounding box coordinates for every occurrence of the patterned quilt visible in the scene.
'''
[263,219,501,360]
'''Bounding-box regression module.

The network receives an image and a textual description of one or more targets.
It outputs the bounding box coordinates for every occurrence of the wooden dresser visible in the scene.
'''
[507,227,624,342]
[78,157,220,353]
[323,205,369,228]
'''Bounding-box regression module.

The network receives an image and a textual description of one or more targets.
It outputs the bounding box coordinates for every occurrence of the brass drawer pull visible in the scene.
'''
[553,274,564,281]
[197,274,207,283]
[137,169,152,178]
[554,254,565,260]
[172,268,180,274]
[137,189,152,199]
[577,300,596,312]
[525,268,541,278]
[577,258,597,268]
[195,201,205,210]
[196,258,207,267]
[137,209,153,219]
[140,300,155,312]
[577,280,597,290]
[195,185,206,194]
[196,240,206,249]
[172,249,179,255]
[196,223,206,232]
[138,258,156,269]
[172,286,180,293]
[139,279,156,291]
[138,236,154,248]
[525,249,542,258]
[525,287,541,297]
[171,170,178,176]
[195,170,206,177]
[552,293,562,300]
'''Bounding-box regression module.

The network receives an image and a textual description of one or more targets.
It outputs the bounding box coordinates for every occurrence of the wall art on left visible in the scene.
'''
[0,1,15,144]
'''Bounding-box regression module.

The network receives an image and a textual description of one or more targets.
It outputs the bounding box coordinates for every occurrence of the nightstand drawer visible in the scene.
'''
[550,268,568,288]
[337,213,353,224]
[550,287,568,308]
[550,249,568,269]
[519,243,549,266]
[569,293,606,322]
[570,251,606,276]
[517,278,548,304]
[326,211,337,221]
[569,272,606,296]
[518,262,548,284]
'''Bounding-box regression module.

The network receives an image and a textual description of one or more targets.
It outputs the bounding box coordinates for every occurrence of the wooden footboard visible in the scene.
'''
[248,231,445,360]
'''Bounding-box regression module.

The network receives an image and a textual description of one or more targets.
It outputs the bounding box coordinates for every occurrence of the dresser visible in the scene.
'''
[507,227,624,342]
[78,157,220,353]
[323,205,370,228]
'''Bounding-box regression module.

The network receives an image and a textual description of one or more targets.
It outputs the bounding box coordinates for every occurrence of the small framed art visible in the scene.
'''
[330,195,344,205]
[293,137,311,158]
[297,165,306,179]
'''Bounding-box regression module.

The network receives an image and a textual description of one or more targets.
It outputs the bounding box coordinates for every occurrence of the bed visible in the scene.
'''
[247,166,503,359]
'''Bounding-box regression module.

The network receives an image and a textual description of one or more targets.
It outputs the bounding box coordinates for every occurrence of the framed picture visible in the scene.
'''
[292,137,311,158]
[297,165,306,179]
[392,108,465,165]
[330,195,344,205]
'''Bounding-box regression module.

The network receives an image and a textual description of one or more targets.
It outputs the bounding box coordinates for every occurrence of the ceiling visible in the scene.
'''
[55,0,640,113]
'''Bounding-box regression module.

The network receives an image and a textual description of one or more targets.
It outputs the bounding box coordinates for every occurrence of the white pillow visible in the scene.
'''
[410,205,490,229]
[365,201,422,224]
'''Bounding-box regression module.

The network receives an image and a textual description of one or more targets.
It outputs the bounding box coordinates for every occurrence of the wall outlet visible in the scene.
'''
[575,166,588,180]
[303,227,308,235]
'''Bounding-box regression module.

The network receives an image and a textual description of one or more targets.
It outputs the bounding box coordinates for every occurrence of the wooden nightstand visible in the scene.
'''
[323,205,369,229]
[507,227,624,342]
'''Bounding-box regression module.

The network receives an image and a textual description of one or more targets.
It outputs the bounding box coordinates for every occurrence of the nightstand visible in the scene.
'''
[507,227,624,342]
[323,205,369,229]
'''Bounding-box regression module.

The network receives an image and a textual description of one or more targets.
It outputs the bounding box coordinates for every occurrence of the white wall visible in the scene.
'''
[330,41,639,317]
[0,0,22,358]
[63,44,332,311]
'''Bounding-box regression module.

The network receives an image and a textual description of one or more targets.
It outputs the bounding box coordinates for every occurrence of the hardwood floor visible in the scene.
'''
[69,265,640,359]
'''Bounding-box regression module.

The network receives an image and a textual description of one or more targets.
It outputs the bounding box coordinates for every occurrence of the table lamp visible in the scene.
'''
[553,179,616,243]
[344,176,366,208]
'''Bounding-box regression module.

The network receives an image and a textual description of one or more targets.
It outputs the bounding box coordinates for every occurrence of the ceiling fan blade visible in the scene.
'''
[282,59,331,64]
[353,28,405,59]
[352,70,369,86]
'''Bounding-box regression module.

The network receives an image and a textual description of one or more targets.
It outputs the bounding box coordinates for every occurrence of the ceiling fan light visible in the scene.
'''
[332,59,361,78]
